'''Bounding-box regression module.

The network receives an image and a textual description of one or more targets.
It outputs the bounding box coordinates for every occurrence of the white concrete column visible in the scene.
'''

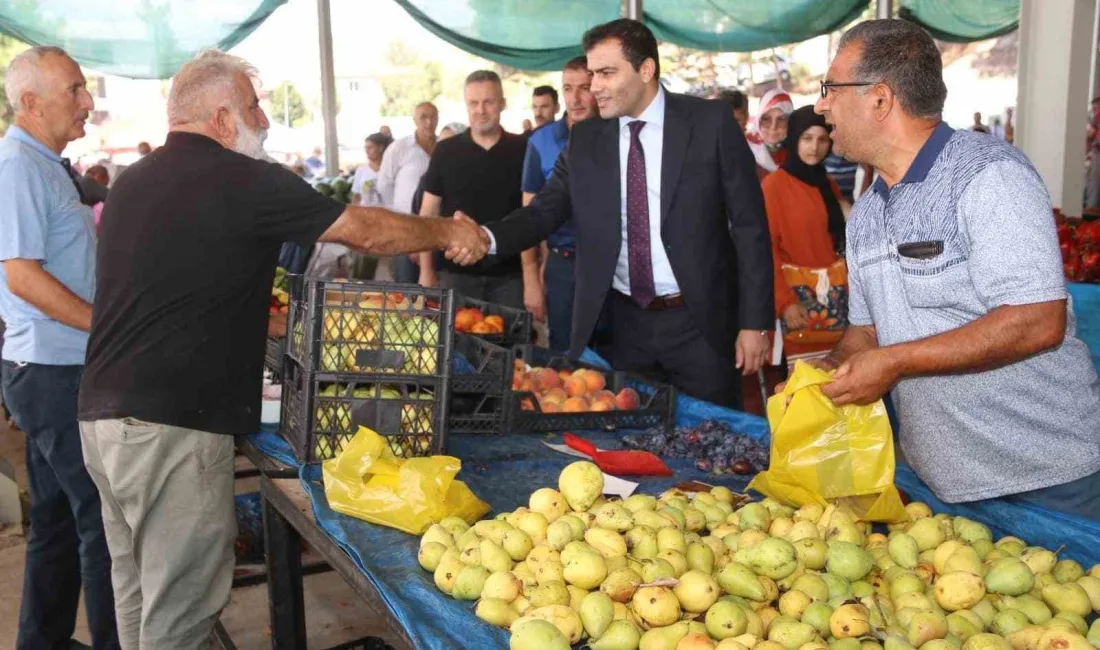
[1016,0,1097,216]
[876,0,893,20]
[317,0,339,175]
[621,0,642,20]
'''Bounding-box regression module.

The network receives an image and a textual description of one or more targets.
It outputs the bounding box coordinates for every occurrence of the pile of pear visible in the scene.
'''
[416,461,1100,650]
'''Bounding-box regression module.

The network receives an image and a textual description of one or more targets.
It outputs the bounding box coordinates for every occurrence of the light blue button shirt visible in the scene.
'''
[0,125,96,365]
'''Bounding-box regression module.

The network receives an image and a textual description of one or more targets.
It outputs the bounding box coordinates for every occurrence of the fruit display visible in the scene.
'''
[417,460,1100,650]
[311,383,436,459]
[512,362,641,414]
[456,306,507,335]
[270,266,289,314]
[623,421,769,475]
[315,175,354,204]
[1058,218,1100,283]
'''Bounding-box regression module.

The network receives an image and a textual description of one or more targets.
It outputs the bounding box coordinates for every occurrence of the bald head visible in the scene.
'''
[6,46,93,152]
[413,102,439,138]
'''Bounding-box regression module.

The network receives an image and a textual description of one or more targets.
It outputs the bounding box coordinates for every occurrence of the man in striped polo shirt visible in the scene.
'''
[813,19,1100,518]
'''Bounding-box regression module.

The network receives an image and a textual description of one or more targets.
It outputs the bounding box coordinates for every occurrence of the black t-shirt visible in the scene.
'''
[422,129,526,275]
[78,132,346,435]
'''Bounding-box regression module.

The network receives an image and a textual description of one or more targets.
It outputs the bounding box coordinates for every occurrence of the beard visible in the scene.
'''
[232,114,269,160]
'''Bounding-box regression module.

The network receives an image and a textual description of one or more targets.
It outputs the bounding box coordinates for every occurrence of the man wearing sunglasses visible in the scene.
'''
[810,20,1100,518]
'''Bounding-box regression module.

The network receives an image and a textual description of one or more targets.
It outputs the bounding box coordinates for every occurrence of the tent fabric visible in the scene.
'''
[0,0,287,79]
[394,0,870,71]
[899,0,1020,43]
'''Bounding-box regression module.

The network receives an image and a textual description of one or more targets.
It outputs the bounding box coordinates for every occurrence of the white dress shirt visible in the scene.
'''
[614,86,679,298]
[377,135,432,213]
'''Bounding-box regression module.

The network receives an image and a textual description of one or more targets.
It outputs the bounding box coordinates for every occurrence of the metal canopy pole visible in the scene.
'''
[876,0,893,19]
[621,0,643,20]
[317,0,339,175]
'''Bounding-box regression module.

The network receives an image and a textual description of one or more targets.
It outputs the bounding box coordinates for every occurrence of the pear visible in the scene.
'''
[686,542,716,574]
[798,601,831,636]
[972,540,994,561]
[944,547,985,577]
[794,503,825,522]
[658,527,689,554]
[624,494,659,513]
[597,502,636,533]
[706,599,749,640]
[418,541,448,572]
[684,507,708,533]
[769,618,817,650]
[474,519,515,545]
[476,597,519,627]
[961,634,1011,650]
[433,549,464,594]
[996,538,1028,557]
[587,528,629,559]
[795,538,830,571]
[790,574,829,603]
[991,609,1031,636]
[909,519,947,552]
[1087,620,1100,649]
[579,590,615,638]
[560,540,595,566]
[1075,575,1100,610]
[852,580,875,598]
[935,572,986,611]
[529,580,570,607]
[590,619,643,650]
[1001,594,1053,624]
[420,524,455,550]
[739,502,773,531]
[636,509,677,531]
[481,539,514,573]
[633,585,683,627]
[483,570,523,602]
[527,604,584,644]
[558,461,604,512]
[827,541,874,581]
[1052,613,1088,636]
[675,570,721,613]
[641,558,677,583]
[602,567,643,602]
[509,618,570,650]
[1040,582,1092,617]
[567,584,588,610]
[986,557,1036,596]
[953,519,993,545]
[559,514,587,538]
[626,526,660,560]
[778,589,813,619]
[534,559,564,584]
[659,549,689,577]
[770,517,795,539]
[894,591,936,612]
[1036,628,1092,650]
[923,641,956,650]
[513,561,537,589]
[1052,560,1084,584]
[452,565,490,600]
[1006,625,1047,650]
[545,520,575,551]
[891,534,922,569]
[907,611,949,647]
[741,538,799,580]
[833,639,864,650]
[661,507,688,531]
[906,502,933,519]
[789,521,822,543]
[831,604,872,639]
[564,549,608,590]
[438,515,470,538]
[969,598,999,626]
[945,612,982,642]
[717,562,767,601]
[515,511,550,545]
[639,621,690,650]
[1020,548,1058,575]
[529,487,569,522]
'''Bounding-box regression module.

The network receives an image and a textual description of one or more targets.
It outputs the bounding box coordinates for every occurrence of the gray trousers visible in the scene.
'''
[440,270,524,310]
[1087,158,1100,209]
[79,418,236,650]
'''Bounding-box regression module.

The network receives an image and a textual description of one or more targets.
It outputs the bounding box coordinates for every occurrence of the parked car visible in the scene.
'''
[737,53,792,86]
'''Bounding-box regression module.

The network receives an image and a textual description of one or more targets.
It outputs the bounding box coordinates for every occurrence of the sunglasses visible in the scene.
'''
[820,80,880,98]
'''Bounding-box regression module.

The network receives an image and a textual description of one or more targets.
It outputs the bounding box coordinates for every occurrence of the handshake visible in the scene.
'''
[441,212,491,266]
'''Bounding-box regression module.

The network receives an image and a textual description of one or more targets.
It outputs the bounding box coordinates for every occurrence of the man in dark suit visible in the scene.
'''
[475,19,773,408]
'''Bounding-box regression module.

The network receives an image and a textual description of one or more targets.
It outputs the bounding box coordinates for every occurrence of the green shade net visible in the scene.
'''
[395,0,869,71]
[899,0,1019,43]
[0,0,287,79]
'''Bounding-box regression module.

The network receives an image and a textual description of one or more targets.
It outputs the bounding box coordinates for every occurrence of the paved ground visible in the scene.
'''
[0,417,396,649]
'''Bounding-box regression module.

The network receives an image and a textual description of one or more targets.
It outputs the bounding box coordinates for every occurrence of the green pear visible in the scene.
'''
[944,546,985,577]
[474,519,514,545]
[601,567,643,602]
[420,524,455,550]
[1052,613,1088,636]
[922,641,956,650]
[935,572,986,611]
[433,549,464,594]
[968,598,999,626]
[1036,628,1092,650]
[908,611,949,647]
[795,538,830,571]
[891,534,922,569]
[996,537,1027,557]
[741,537,799,580]
[791,574,829,603]
[624,494,658,513]
[739,502,772,531]
[822,573,854,600]
[658,549,688,577]
[638,621,690,650]
[1005,625,1046,650]
[1076,575,1100,610]
[452,565,490,600]
[952,519,992,545]
[589,619,642,650]
[481,539,515,573]
[778,589,812,619]
[827,541,874,581]
[1041,582,1092,617]
[596,502,636,533]
[687,542,716,574]
[683,507,708,532]
[802,602,834,637]
[579,590,615,638]
[972,540,994,561]
[529,580,570,607]
[657,527,688,554]
[991,609,1030,636]
[476,597,519,627]
[632,585,682,627]
[659,506,687,531]
[635,509,676,531]
[418,541,448,572]
[707,599,749,640]
[546,520,575,551]
[674,570,721,613]
[1000,594,1052,624]
[769,617,817,650]
[717,562,768,601]
[438,515,470,538]
[986,557,1036,596]
[563,549,607,590]
[1053,560,1084,584]
[1086,619,1100,649]
[510,618,570,650]
[833,639,865,650]
[640,558,677,583]
[483,570,523,602]
[945,612,982,642]
[961,635,1011,650]
[558,461,604,512]
[908,519,947,552]
[586,528,628,559]
[1020,548,1057,575]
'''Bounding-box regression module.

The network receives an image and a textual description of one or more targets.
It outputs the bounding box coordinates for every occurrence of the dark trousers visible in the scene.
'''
[441,270,524,310]
[1003,470,1100,520]
[1,362,119,650]
[544,250,575,352]
[391,255,420,284]
[608,291,741,409]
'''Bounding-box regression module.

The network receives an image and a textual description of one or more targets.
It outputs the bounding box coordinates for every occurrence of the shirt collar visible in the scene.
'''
[165,131,223,149]
[619,85,666,131]
[5,125,62,162]
[872,121,955,199]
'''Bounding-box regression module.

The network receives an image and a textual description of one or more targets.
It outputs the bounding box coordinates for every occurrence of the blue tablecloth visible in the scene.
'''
[246,348,1100,650]
[1069,282,1100,371]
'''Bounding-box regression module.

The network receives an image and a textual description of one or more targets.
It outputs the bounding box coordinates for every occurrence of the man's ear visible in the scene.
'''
[20,91,39,116]
[212,106,235,142]
[872,83,895,123]
[640,58,657,83]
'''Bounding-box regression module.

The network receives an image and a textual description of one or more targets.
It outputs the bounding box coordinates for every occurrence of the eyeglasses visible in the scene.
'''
[820,80,880,99]
[759,114,789,129]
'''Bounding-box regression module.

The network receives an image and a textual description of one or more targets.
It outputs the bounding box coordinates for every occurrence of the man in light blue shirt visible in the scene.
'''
[0,46,119,649]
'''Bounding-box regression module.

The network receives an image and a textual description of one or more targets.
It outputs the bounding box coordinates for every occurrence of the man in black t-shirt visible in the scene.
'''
[417,70,536,310]
[75,51,485,647]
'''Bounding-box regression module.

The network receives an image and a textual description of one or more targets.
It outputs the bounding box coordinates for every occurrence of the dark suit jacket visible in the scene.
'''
[487,90,773,359]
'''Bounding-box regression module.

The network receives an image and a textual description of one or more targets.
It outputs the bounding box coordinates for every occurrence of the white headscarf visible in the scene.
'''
[746,88,794,173]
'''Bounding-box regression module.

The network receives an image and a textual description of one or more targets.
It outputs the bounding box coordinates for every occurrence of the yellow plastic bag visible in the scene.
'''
[322,426,490,535]
[748,361,909,523]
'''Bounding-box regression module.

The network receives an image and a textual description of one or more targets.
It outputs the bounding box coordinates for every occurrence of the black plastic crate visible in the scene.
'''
[454,295,532,346]
[447,333,514,434]
[287,276,455,381]
[264,337,284,378]
[280,357,449,463]
[506,345,676,433]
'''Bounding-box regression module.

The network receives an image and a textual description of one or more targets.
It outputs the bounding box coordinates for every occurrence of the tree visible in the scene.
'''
[270,81,311,128]
[379,42,442,117]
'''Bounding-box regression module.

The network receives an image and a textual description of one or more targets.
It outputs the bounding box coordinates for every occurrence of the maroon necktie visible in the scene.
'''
[626,120,656,307]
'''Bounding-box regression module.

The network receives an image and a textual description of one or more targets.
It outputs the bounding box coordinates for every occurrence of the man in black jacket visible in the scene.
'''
[480,19,773,407]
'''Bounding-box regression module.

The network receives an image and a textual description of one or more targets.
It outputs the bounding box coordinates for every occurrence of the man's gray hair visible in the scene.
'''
[167,50,259,126]
[839,19,947,120]
[5,46,73,115]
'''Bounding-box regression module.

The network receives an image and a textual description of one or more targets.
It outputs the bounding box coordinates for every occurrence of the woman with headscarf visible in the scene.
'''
[762,105,848,348]
[745,88,794,180]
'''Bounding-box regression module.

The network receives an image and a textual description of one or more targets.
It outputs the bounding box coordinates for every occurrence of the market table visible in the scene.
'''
[1069,282,1100,370]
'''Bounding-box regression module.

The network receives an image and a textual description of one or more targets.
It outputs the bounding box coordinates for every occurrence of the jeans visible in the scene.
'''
[391,255,420,284]
[1004,470,1100,520]
[1,361,119,650]
[544,250,575,352]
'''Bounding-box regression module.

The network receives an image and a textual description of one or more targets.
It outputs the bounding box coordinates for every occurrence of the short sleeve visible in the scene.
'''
[521,141,545,194]
[959,160,1067,308]
[242,159,346,248]
[846,259,873,326]
[0,159,52,262]
[421,143,446,198]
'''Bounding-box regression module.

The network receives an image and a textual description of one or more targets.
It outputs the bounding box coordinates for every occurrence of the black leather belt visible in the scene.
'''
[615,290,684,311]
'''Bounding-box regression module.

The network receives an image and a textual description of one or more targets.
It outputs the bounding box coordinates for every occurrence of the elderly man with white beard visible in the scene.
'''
[76,50,486,648]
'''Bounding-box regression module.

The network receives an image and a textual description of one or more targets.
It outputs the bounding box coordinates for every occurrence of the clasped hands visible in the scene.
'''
[443,212,490,266]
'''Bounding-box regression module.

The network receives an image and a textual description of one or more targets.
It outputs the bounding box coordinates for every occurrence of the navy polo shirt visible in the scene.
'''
[522,118,575,253]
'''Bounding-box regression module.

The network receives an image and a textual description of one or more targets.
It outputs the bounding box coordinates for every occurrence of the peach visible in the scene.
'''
[539,401,561,413]
[564,376,588,397]
[520,398,535,411]
[454,308,479,332]
[484,315,505,332]
[562,396,590,412]
[511,374,525,390]
[582,370,606,393]
[470,321,494,334]
[590,399,615,412]
[558,369,572,381]
[540,388,567,405]
[537,368,563,390]
[592,389,615,402]
[614,388,640,411]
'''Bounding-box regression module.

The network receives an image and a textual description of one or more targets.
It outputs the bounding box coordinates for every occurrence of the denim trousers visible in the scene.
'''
[544,250,575,353]
[1,361,119,650]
